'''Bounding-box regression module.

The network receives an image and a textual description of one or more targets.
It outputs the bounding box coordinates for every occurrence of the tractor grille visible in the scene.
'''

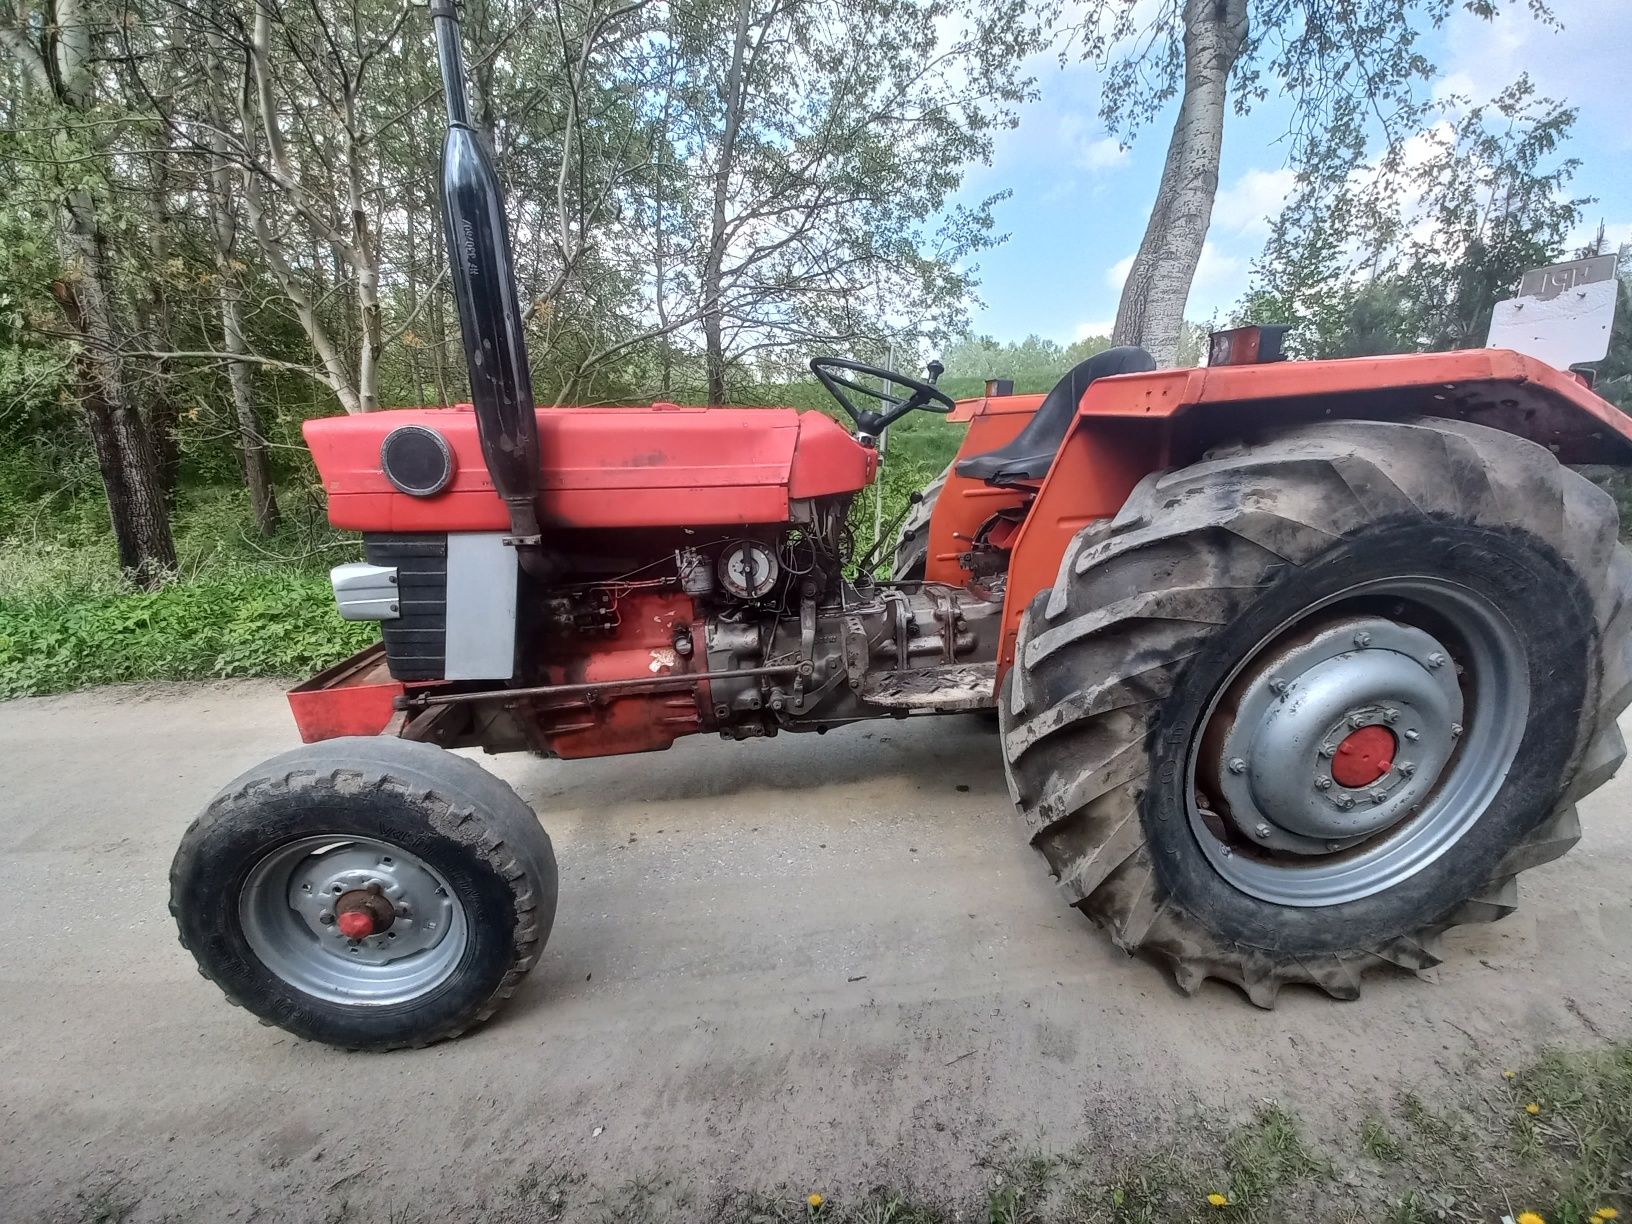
[363,533,447,680]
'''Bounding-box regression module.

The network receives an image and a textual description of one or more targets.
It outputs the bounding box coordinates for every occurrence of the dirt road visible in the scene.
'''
[2,681,1629,1221]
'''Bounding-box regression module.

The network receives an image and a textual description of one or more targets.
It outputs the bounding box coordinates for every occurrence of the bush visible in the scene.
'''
[0,568,376,699]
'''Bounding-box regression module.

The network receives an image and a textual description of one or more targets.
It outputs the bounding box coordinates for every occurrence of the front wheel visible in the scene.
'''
[170,736,558,1049]
[1002,417,1631,1005]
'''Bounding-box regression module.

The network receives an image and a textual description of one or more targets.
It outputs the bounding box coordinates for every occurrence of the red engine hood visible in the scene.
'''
[305,403,876,532]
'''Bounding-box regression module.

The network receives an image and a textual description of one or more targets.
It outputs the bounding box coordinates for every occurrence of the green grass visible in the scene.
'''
[0,484,374,699]
[53,1042,1632,1224]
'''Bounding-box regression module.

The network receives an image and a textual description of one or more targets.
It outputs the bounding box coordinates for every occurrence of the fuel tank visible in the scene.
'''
[305,404,876,533]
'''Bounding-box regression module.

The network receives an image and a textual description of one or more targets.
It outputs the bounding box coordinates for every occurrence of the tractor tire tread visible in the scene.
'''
[169,737,557,1051]
[1001,416,1630,1007]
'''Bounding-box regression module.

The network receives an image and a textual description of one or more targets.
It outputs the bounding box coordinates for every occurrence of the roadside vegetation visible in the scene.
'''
[64,1041,1629,1224]
[0,365,1060,700]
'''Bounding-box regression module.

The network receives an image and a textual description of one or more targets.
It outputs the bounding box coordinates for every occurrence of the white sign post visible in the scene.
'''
[1487,254,1620,370]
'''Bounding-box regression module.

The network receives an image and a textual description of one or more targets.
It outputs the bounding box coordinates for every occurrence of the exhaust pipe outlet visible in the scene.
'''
[431,1,553,578]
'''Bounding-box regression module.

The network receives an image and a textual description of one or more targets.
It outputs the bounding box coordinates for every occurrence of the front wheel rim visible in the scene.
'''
[239,835,469,1005]
[1186,575,1529,907]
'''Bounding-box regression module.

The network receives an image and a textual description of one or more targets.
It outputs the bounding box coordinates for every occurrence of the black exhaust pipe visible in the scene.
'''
[430,1,548,565]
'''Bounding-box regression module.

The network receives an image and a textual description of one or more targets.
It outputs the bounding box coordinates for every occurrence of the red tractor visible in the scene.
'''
[170,5,1632,1049]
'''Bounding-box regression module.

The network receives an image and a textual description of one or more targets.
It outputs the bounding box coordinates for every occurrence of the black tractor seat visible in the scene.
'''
[955,346,1156,484]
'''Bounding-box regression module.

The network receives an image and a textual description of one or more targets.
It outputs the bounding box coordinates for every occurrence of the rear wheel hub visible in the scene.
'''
[1189,577,1528,907]
[1331,725,1396,788]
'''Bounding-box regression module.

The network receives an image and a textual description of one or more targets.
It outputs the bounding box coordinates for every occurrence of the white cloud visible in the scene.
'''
[1566,216,1632,256]
[1074,319,1116,339]
[1102,243,1249,321]
[1105,253,1135,292]
[1211,167,1298,238]
[1079,135,1128,171]
[1184,242,1250,319]
[1438,0,1632,150]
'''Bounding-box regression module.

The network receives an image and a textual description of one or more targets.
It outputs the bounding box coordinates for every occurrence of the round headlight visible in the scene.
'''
[380,425,455,496]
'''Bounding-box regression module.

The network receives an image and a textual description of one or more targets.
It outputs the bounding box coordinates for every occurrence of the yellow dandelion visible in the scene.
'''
[1206,1192,1230,1208]
[806,1193,824,1209]
[1524,1102,1542,1115]
[1516,1212,1546,1224]
[1595,1210,1619,1221]
[1503,1069,1516,1079]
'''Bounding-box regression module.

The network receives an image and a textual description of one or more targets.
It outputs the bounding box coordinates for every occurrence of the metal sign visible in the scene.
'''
[1518,254,1618,299]
[1488,255,1620,369]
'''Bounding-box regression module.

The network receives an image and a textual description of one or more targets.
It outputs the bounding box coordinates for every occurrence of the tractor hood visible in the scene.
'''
[305,404,876,533]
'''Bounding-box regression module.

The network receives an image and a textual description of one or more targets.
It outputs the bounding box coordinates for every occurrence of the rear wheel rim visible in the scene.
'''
[239,835,468,1005]
[1186,575,1529,907]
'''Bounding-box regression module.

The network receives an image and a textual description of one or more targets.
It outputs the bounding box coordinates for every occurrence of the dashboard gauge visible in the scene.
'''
[717,540,780,600]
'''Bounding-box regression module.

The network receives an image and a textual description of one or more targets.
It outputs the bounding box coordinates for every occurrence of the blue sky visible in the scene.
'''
[958,0,1632,344]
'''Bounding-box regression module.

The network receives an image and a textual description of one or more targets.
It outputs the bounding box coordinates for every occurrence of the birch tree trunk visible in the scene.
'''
[7,0,177,585]
[52,205,177,583]
[1111,0,1248,367]
[703,0,754,405]
[207,34,279,534]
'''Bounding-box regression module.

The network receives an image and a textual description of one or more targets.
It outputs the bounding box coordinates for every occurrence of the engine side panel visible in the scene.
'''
[306,404,876,532]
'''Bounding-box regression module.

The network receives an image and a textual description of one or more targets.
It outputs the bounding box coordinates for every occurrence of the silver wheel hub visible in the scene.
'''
[240,836,468,1005]
[285,848,456,965]
[1215,618,1462,853]
[1187,575,1529,908]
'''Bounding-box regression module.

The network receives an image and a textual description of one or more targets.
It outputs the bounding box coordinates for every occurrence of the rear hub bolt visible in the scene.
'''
[1228,757,1247,774]
[1353,631,1372,648]
[1426,652,1446,669]
[1254,822,1272,839]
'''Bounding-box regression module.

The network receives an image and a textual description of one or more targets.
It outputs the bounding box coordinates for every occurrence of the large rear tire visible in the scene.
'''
[1002,417,1632,1005]
[171,737,557,1049]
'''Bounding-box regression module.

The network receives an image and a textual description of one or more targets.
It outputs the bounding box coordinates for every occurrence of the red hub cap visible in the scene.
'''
[336,910,375,939]
[1331,725,1396,788]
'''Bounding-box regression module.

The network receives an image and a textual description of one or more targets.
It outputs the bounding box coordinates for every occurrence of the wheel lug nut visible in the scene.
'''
[1227,757,1246,774]
[1254,823,1272,839]
[1399,762,1415,776]
[1383,708,1399,723]
[1404,729,1420,741]
[1326,841,1343,852]
[1349,713,1367,729]
[1269,677,1289,695]
[1353,631,1371,648]
[1314,776,1332,791]
[1320,742,1336,757]
[1335,794,1355,810]
[1426,652,1445,669]
[1370,791,1387,804]
[1450,723,1463,738]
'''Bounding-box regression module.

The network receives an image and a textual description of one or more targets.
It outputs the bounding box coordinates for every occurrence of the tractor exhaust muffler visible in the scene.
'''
[430,1,550,570]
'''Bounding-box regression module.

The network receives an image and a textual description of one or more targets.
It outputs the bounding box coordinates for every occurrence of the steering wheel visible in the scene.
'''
[810,356,956,440]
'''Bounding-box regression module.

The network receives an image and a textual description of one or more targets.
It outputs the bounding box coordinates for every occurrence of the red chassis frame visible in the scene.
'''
[289,349,1632,750]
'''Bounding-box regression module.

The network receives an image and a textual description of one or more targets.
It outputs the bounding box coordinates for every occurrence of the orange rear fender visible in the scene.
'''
[993,349,1632,679]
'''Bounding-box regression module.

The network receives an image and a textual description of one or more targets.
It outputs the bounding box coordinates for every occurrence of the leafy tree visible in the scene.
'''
[1244,77,1585,360]
[1071,0,1554,367]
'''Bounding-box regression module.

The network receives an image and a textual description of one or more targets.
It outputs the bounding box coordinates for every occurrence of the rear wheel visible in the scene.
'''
[1002,417,1632,1004]
[171,736,557,1049]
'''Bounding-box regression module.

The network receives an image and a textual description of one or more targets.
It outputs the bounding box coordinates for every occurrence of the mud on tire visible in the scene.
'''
[170,736,558,1050]
[1001,417,1632,1005]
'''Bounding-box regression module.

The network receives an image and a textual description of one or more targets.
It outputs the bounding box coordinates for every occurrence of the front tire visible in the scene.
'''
[171,736,558,1050]
[1002,417,1632,1005]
